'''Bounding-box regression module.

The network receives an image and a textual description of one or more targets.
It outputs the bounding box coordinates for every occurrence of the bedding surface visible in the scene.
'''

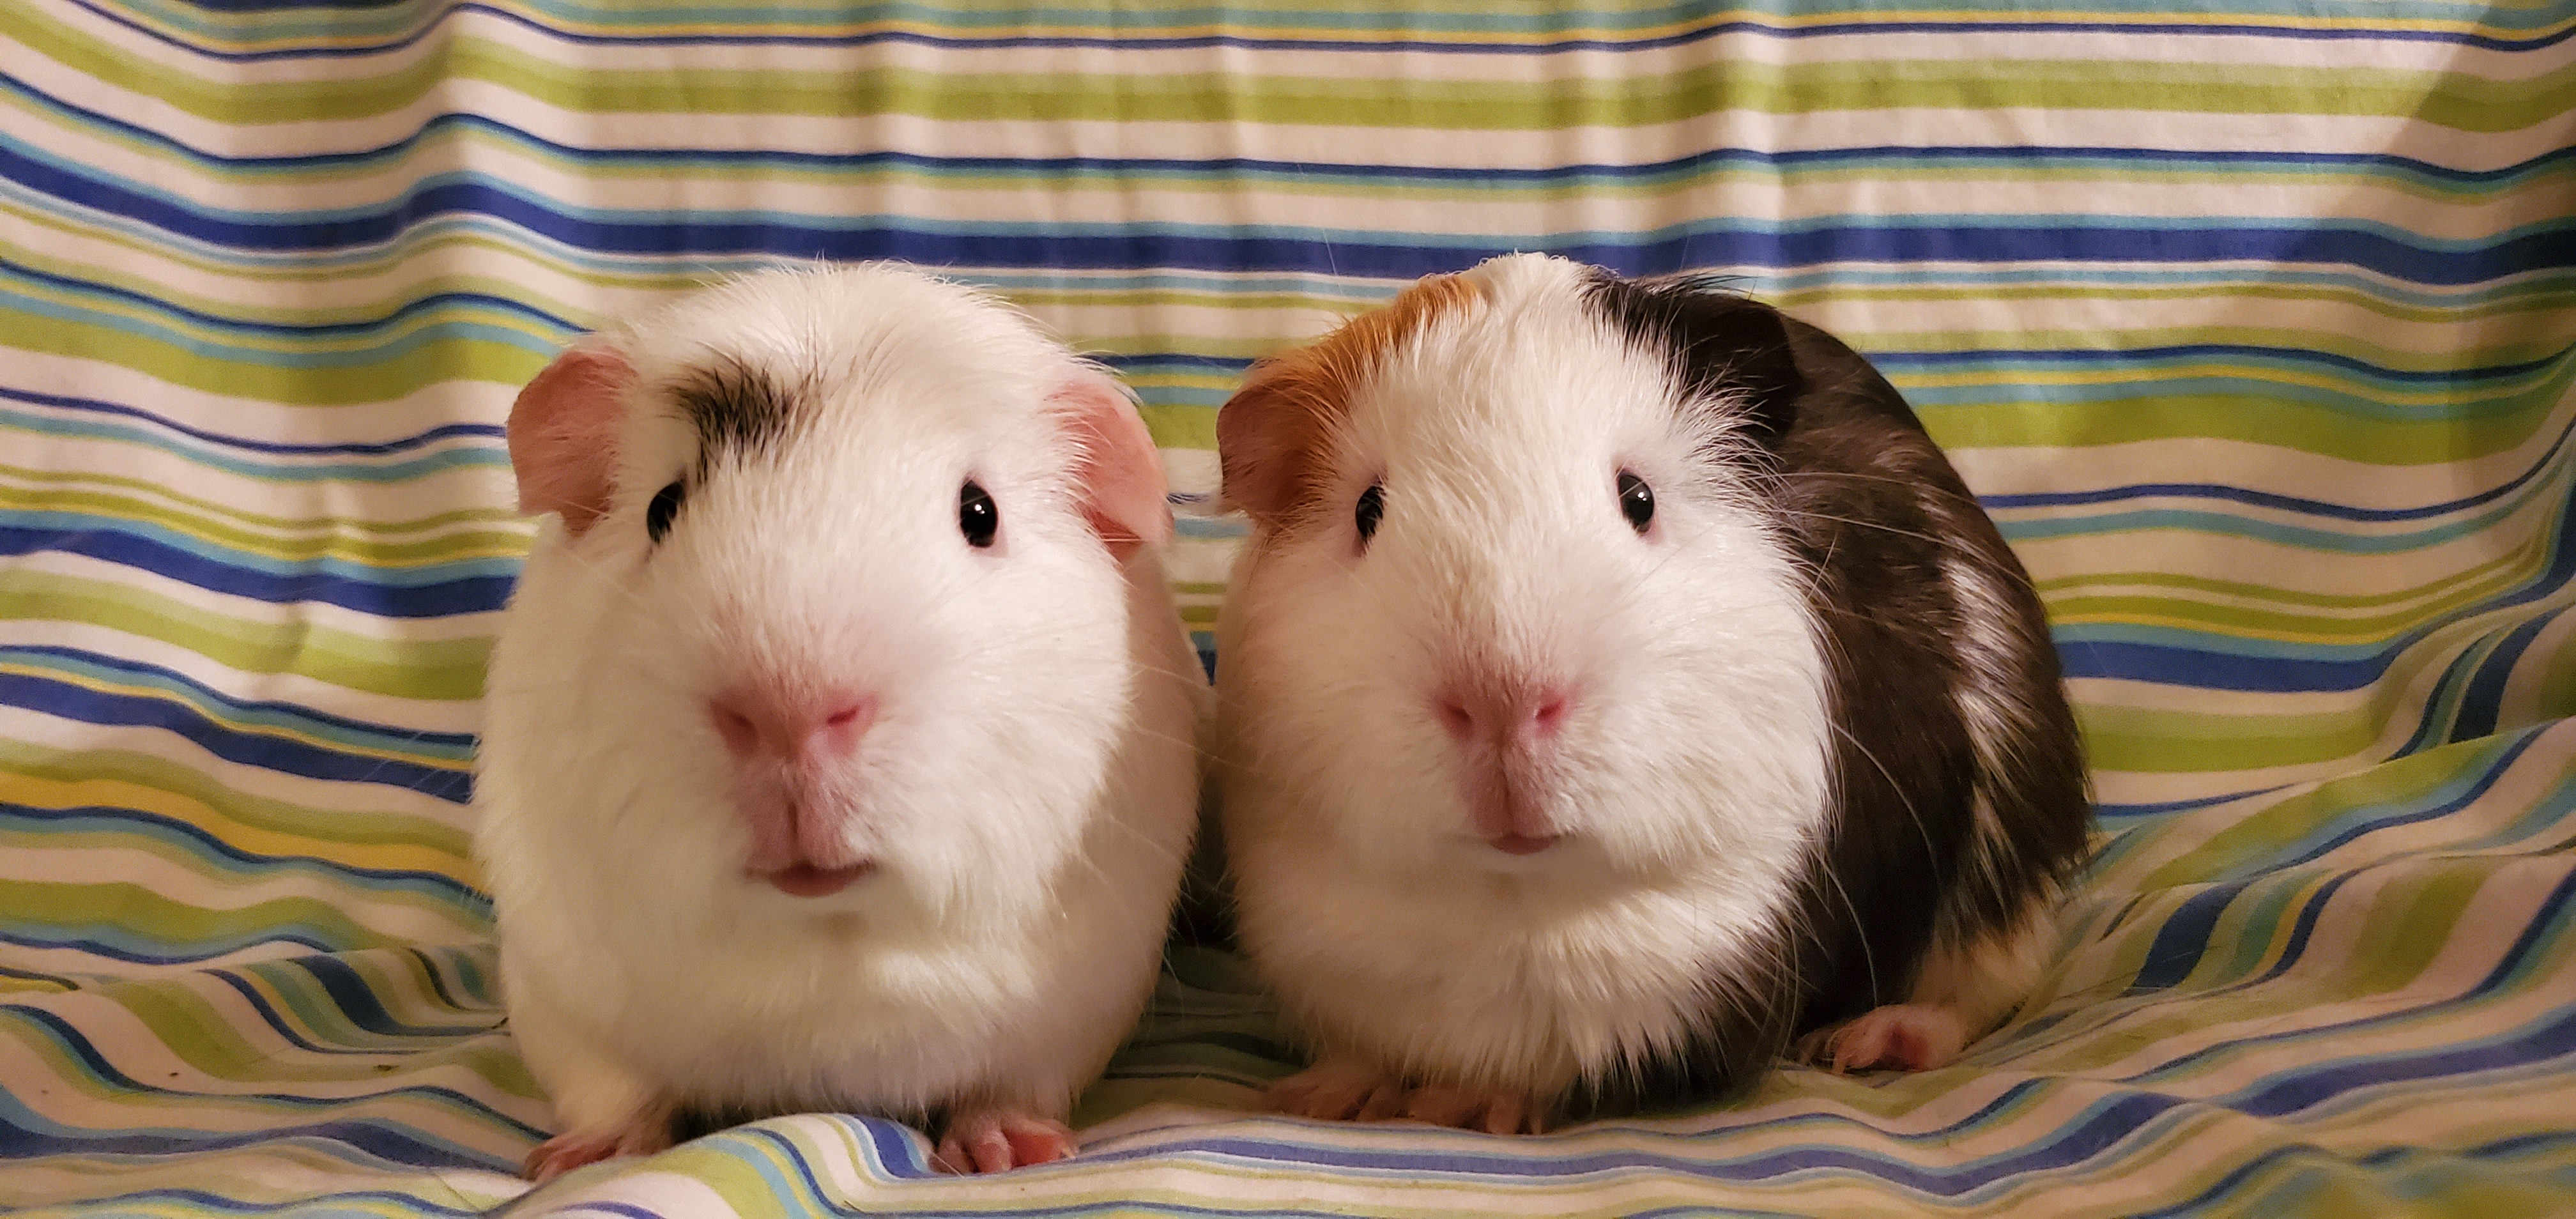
[3,2,2573,1215]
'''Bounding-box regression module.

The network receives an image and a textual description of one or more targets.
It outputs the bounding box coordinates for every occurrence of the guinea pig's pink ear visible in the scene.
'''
[1219,346,1360,533]
[506,341,632,536]
[1050,368,1172,562]
[1214,367,1312,531]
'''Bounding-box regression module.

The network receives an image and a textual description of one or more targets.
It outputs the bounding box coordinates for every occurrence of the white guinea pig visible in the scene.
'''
[472,263,1206,1179]
[1211,252,2092,1133]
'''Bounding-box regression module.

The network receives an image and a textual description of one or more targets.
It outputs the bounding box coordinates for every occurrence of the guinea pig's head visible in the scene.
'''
[1216,252,1832,885]
[504,263,1169,922]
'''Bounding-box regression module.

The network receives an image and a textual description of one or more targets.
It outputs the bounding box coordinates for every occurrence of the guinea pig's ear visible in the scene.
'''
[507,340,632,536]
[1213,358,1330,532]
[1050,367,1172,562]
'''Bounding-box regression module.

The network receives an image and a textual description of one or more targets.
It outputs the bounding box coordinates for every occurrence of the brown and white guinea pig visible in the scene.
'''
[1209,252,2092,1133]
[471,263,1207,1180]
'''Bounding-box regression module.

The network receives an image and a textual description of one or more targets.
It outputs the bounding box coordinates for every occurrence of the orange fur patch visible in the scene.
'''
[1217,273,1483,532]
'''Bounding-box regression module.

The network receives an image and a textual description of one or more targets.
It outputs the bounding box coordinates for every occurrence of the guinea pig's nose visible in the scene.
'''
[1435,680,1575,747]
[708,688,879,762]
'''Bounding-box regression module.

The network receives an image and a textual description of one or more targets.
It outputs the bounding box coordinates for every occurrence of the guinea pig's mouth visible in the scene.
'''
[1487,832,1561,855]
[755,861,877,898]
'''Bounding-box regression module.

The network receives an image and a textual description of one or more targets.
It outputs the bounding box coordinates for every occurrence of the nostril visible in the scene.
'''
[1530,694,1572,735]
[1436,698,1476,741]
[709,701,759,756]
[811,695,878,756]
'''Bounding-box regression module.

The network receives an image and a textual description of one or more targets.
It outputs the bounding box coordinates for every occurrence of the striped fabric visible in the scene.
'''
[4,1,2572,1215]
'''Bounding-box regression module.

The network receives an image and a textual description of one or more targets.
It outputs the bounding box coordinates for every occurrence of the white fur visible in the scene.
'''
[1800,900,2062,1073]
[1926,552,2065,1035]
[1216,253,1834,1097]
[1943,555,2043,892]
[473,266,1206,1142]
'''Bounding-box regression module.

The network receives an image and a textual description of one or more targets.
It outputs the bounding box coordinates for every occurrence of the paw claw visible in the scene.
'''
[1402,1084,1479,1128]
[1480,1090,1542,1135]
[934,1108,1077,1174]
[1798,1004,1969,1074]
[524,1119,672,1183]
[1268,1062,1546,1133]
[1266,1060,1391,1121]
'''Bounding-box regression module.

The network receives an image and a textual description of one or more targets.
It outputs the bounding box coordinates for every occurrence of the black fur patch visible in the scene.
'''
[671,356,797,465]
[1581,270,1807,446]
[1568,271,2094,1114]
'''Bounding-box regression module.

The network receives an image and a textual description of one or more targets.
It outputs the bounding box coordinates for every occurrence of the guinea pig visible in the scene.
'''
[471,263,1207,1179]
[1209,252,2092,1133]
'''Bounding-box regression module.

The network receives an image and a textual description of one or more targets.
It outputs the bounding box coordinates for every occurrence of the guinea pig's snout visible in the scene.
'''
[706,681,881,899]
[1432,676,1575,750]
[1432,668,1579,856]
[707,686,879,765]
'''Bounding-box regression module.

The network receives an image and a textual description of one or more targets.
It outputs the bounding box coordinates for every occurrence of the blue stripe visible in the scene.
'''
[290,954,496,1039]
[0,671,473,803]
[1,385,505,457]
[15,148,2570,283]
[2058,494,2574,694]
[0,406,512,482]
[1883,340,2570,385]
[2,511,521,593]
[0,256,569,344]
[2128,880,2253,993]
[1,804,481,900]
[15,65,2570,190]
[78,0,2576,62]
[0,525,517,619]
[1985,407,2576,523]
[2453,611,2562,742]
[3,645,476,758]
[26,1189,484,1218]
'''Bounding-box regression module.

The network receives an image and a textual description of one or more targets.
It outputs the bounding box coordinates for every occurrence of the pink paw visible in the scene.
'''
[1268,1061,1547,1134]
[1267,1059,1402,1122]
[1395,1081,1549,1135]
[933,1108,1078,1174]
[524,1121,672,1183]
[1796,1004,1969,1074]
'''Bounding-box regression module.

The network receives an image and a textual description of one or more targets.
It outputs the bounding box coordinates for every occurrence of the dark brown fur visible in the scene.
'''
[1574,270,2092,1113]
[670,356,798,470]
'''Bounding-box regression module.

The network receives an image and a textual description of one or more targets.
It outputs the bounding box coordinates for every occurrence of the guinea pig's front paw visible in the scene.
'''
[523,1119,674,1183]
[1266,1058,1404,1121]
[932,1108,1078,1174]
[1393,1082,1549,1135]
[1795,1003,1970,1074]
[1268,1060,1549,1135]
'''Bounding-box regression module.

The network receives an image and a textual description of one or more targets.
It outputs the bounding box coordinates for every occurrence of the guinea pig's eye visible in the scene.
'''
[645,480,686,543]
[1354,482,1385,545]
[958,480,999,549]
[1617,470,1655,534]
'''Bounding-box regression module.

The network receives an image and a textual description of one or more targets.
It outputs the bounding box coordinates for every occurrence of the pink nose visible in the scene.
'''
[707,687,878,763]
[1434,678,1574,747]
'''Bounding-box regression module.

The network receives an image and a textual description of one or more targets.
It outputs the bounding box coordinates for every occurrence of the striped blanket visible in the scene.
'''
[5,3,2572,1215]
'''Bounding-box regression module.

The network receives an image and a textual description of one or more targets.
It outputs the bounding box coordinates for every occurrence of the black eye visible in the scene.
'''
[1354,483,1384,545]
[958,480,999,548]
[645,480,685,543]
[1617,470,1654,534]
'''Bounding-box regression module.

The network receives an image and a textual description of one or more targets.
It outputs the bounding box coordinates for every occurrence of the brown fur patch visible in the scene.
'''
[1217,273,1483,532]
[671,355,798,466]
